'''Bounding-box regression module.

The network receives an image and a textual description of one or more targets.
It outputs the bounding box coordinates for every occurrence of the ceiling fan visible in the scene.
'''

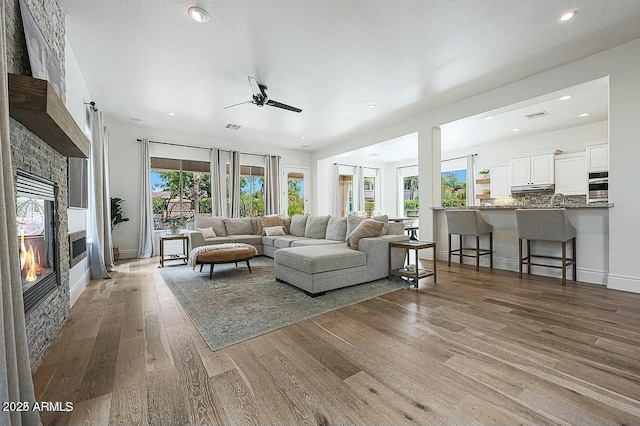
[223,76,302,113]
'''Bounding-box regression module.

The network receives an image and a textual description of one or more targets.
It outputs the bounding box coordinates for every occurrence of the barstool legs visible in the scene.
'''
[572,237,577,281]
[459,235,463,264]
[518,238,523,279]
[475,236,480,271]
[489,233,494,269]
[448,234,452,267]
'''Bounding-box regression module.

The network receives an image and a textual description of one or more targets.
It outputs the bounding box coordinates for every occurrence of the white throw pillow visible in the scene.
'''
[197,227,216,239]
[264,226,286,237]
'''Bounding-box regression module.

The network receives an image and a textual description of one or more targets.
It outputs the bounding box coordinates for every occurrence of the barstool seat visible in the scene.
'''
[515,208,576,285]
[446,210,494,271]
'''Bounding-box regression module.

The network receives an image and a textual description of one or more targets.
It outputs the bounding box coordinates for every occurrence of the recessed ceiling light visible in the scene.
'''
[368,104,377,109]
[168,112,175,116]
[512,128,521,132]
[484,116,494,120]
[129,117,142,122]
[188,6,210,22]
[300,136,305,139]
[370,153,380,157]
[559,95,572,101]
[560,11,576,22]
[578,113,590,117]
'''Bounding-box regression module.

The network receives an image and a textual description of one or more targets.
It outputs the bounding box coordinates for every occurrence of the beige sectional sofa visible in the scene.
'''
[187,214,409,296]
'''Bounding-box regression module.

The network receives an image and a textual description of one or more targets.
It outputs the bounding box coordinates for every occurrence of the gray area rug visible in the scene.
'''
[159,256,408,351]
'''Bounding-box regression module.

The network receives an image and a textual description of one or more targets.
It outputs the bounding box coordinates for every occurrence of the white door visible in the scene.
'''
[510,157,531,186]
[282,166,309,216]
[555,154,586,195]
[531,154,555,184]
[490,166,511,198]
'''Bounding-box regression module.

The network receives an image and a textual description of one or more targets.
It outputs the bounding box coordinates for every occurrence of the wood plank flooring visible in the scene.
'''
[33,257,640,425]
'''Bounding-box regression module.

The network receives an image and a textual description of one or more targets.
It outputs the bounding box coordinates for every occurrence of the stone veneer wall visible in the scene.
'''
[5,0,69,371]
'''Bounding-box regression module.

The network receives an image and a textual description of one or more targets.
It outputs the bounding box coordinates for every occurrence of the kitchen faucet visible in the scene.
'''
[550,193,566,207]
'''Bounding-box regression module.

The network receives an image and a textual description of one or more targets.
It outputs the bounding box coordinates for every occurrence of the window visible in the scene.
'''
[441,169,467,207]
[150,157,211,230]
[364,177,375,216]
[403,175,419,216]
[240,165,264,217]
[286,171,305,216]
[338,175,354,217]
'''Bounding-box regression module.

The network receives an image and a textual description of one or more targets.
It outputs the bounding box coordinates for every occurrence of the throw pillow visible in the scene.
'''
[347,219,384,250]
[325,217,348,241]
[264,225,287,237]
[258,215,288,235]
[304,215,331,239]
[196,227,216,239]
[372,214,389,235]
[346,215,365,238]
[195,216,227,237]
[289,214,308,237]
[224,217,254,235]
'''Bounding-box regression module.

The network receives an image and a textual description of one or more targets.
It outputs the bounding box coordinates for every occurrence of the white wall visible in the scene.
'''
[312,38,640,293]
[108,118,312,257]
[65,38,92,306]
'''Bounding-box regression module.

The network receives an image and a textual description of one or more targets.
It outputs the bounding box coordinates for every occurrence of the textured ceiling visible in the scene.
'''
[61,0,640,151]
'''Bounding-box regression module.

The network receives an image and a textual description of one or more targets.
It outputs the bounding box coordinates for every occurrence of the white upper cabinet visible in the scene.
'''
[490,166,511,198]
[510,157,531,186]
[586,142,608,172]
[510,152,555,186]
[555,153,587,195]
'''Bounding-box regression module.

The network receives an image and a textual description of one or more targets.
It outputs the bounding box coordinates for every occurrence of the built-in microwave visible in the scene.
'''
[587,171,608,203]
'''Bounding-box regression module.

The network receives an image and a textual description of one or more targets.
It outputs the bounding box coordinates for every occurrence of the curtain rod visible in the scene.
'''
[137,139,279,158]
[442,153,477,162]
[333,162,380,170]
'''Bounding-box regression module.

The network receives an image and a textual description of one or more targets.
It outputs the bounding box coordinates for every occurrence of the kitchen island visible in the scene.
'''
[431,204,612,285]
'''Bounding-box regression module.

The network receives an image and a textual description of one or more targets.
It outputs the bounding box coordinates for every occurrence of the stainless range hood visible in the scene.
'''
[511,184,555,194]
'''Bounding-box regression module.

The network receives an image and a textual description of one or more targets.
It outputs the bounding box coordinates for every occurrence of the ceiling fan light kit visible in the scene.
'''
[188,6,210,22]
[224,76,302,113]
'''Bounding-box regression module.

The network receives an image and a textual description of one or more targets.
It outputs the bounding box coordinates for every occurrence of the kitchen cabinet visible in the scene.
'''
[490,166,511,198]
[555,153,586,195]
[586,141,608,172]
[510,153,555,186]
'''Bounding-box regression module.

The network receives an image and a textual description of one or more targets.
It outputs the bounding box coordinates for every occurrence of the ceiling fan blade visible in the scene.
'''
[266,99,302,113]
[247,76,263,97]
[223,100,253,109]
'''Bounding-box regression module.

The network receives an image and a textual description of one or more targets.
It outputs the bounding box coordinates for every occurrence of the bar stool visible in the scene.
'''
[515,208,576,285]
[446,210,494,271]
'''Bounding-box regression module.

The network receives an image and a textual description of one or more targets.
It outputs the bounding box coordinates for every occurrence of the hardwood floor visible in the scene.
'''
[33,257,640,425]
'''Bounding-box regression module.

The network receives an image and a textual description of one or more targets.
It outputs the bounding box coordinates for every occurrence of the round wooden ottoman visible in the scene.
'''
[193,243,257,278]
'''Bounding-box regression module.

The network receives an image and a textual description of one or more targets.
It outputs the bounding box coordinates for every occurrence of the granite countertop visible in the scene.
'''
[431,203,613,210]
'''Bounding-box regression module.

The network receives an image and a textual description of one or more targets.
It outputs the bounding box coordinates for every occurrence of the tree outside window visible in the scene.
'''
[441,170,467,207]
[403,176,419,216]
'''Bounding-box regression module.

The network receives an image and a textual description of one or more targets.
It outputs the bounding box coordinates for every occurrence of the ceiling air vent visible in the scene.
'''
[225,123,242,130]
[524,111,549,119]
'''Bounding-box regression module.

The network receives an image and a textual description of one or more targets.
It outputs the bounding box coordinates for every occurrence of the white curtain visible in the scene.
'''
[334,164,343,216]
[88,109,114,278]
[209,148,224,216]
[0,1,41,423]
[138,139,154,258]
[354,166,365,212]
[466,154,476,206]
[229,151,241,217]
[264,155,281,215]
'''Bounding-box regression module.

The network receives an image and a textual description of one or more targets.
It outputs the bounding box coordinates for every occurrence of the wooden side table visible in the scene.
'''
[159,234,189,267]
[388,240,437,288]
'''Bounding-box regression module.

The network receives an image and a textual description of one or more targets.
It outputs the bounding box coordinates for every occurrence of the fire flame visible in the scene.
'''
[19,233,39,283]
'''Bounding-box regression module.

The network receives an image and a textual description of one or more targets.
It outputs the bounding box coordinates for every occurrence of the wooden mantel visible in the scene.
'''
[8,73,89,158]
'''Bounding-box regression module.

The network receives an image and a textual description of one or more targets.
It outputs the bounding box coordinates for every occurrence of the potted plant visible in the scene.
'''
[163,216,185,235]
[478,169,490,178]
[111,197,130,261]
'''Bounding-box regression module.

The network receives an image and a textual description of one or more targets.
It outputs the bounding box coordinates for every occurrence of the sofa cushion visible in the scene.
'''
[291,239,345,247]
[347,219,384,249]
[258,215,288,235]
[325,217,347,241]
[275,245,366,274]
[224,217,254,235]
[261,236,276,247]
[387,222,405,235]
[372,214,389,235]
[274,236,309,249]
[289,214,308,237]
[346,215,365,237]
[304,215,331,239]
[250,218,259,235]
[231,235,263,246]
[195,216,227,237]
[264,226,287,236]
[204,236,235,245]
[197,226,216,239]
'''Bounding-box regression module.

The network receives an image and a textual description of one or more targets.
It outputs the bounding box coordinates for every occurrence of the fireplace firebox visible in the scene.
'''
[16,170,58,313]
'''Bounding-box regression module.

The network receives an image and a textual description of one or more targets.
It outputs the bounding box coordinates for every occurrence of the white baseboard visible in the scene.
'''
[434,250,607,286]
[118,249,138,259]
[70,268,91,306]
[607,274,640,294]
